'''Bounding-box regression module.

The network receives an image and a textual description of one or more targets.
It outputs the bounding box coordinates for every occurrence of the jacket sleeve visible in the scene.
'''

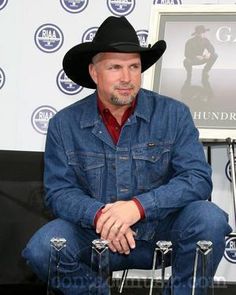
[134,104,212,222]
[44,116,104,228]
[184,39,195,59]
[205,39,216,55]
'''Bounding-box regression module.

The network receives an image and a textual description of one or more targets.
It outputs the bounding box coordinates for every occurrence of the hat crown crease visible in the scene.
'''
[93,16,139,46]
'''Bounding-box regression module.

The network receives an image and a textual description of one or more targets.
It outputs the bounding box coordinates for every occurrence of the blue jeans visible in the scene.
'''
[22,201,231,295]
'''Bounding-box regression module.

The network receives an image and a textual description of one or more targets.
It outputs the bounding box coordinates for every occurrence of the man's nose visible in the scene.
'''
[120,68,131,82]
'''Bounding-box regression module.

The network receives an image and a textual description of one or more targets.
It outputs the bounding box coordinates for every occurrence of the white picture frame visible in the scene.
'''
[143,5,236,142]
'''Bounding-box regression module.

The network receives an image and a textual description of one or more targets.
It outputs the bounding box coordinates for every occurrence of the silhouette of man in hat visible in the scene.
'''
[22,16,231,295]
[183,25,218,83]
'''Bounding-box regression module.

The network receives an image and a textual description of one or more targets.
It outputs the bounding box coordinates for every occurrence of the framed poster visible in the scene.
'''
[143,5,236,141]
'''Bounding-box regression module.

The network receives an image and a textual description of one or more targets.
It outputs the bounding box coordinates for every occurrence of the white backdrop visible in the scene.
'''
[0,0,235,283]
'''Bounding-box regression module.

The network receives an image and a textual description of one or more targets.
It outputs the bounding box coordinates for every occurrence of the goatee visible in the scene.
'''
[110,94,135,106]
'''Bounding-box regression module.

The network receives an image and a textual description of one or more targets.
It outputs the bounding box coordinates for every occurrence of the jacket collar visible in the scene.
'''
[134,88,151,123]
[80,92,100,128]
[80,88,152,128]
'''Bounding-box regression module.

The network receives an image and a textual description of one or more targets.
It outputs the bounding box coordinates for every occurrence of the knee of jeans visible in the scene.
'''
[183,59,190,67]
[23,235,50,261]
[22,219,74,263]
[213,52,218,59]
[183,201,231,238]
[22,229,53,280]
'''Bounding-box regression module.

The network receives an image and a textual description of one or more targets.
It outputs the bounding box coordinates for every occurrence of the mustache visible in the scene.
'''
[114,83,134,89]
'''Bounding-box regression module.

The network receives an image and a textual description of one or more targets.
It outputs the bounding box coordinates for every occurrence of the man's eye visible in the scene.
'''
[131,64,141,69]
[111,65,120,70]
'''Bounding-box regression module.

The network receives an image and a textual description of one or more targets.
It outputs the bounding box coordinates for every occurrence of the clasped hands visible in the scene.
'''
[95,200,141,255]
[197,52,211,61]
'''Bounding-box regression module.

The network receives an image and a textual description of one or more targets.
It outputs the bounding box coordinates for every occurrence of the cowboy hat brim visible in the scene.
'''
[191,28,210,35]
[62,40,166,89]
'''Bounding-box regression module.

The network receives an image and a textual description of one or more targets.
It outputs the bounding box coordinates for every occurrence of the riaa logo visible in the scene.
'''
[0,0,8,10]
[60,0,89,14]
[82,27,98,42]
[225,157,236,182]
[224,236,236,263]
[34,24,64,53]
[107,0,135,16]
[31,106,57,135]
[136,30,148,47]
[153,0,182,4]
[57,69,83,95]
[0,67,6,89]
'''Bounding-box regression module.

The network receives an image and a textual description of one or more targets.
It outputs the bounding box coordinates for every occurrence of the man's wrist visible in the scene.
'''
[132,198,145,220]
[94,207,103,227]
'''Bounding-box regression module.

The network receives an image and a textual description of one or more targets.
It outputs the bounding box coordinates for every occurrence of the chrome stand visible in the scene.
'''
[47,237,67,295]
[149,240,173,295]
[226,138,236,232]
[118,269,129,293]
[192,240,213,295]
[90,239,110,295]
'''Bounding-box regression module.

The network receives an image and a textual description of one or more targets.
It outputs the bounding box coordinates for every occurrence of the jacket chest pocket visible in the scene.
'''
[132,145,170,190]
[67,152,105,198]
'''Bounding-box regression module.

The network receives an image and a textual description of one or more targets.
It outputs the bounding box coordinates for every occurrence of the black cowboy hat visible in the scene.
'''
[63,16,166,89]
[192,25,210,36]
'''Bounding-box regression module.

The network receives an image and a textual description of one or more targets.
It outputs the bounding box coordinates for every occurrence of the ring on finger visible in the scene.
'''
[113,224,121,232]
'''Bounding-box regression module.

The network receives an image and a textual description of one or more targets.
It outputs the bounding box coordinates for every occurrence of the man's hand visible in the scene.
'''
[196,55,204,61]
[95,200,141,254]
[108,227,136,255]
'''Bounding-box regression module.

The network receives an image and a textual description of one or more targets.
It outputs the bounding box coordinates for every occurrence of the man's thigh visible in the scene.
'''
[28,216,179,274]
[27,219,158,271]
[109,239,158,272]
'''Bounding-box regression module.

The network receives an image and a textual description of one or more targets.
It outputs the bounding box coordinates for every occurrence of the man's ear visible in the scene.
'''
[89,63,98,85]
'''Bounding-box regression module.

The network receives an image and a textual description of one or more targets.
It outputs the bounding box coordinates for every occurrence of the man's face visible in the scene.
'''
[89,52,141,108]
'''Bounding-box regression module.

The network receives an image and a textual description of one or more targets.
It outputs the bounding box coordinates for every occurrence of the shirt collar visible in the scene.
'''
[97,96,136,113]
[97,96,137,125]
[80,89,152,129]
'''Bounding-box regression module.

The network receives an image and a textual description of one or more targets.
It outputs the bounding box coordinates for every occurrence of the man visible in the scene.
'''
[183,25,218,84]
[22,16,231,295]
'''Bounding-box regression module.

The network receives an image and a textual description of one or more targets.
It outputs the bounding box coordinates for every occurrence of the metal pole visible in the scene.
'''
[119,269,129,293]
[91,239,110,295]
[47,237,67,295]
[149,247,158,295]
[149,241,172,295]
[226,138,236,231]
[191,240,213,295]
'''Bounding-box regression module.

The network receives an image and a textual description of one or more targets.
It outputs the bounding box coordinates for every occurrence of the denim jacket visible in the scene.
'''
[44,88,212,240]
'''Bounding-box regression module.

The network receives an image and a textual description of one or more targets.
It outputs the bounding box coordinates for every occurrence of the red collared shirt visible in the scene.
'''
[94,98,145,226]
[97,98,136,144]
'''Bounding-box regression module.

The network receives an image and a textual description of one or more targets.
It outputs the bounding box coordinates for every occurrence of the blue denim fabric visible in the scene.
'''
[43,88,213,240]
[22,201,231,294]
[22,88,232,294]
